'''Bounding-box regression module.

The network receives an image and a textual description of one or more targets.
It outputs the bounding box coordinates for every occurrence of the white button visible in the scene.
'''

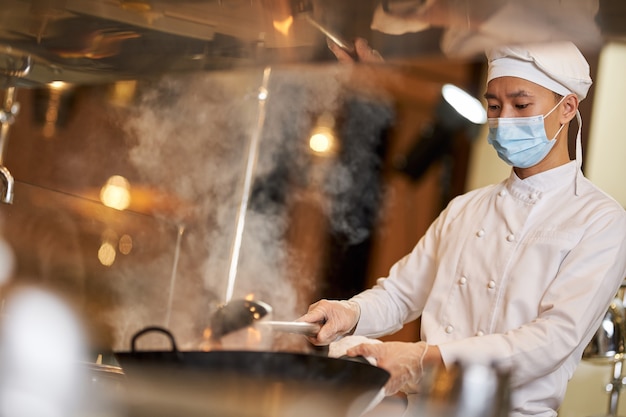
[506,234,515,242]
[476,229,485,238]
[488,280,496,289]
[459,276,467,285]
[445,325,454,334]
[498,190,507,197]
[476,331,484,337]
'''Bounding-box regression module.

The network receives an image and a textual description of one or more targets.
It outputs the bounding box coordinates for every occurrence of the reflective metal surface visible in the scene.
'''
[0,0,623,85]
[115,327,390,417]
[415,361,511,417]
[0,86,17,203]
[584,298,626,362]
[583,286,626,417]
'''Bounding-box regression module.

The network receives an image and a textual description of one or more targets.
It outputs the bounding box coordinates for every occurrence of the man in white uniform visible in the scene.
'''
[300,41,626,416]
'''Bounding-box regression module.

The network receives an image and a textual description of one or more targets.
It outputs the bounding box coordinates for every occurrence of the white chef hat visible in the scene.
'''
[486,42,592,101]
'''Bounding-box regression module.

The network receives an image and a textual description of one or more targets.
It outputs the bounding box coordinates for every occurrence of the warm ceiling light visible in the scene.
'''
[48,81,70,90]
[441,83,487,125]
[98,241,116,267]
[273,15,294,36]
[309,128,335,155]
[309,112,338,156]
[100,175,131,211]
[118,234,133,255]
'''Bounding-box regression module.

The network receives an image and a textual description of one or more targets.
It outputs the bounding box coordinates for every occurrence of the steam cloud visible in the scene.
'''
[116,64,393,350]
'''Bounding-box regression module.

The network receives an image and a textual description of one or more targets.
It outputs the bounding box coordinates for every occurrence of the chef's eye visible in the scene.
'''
[515,103,530,109]
[487,104,500,111]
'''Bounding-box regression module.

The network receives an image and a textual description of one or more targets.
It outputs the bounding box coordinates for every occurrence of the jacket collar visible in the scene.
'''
[505,161,578,204]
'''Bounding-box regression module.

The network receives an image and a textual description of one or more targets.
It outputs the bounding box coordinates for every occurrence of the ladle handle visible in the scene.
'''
[258,321,321,336]
[339,355,372,365]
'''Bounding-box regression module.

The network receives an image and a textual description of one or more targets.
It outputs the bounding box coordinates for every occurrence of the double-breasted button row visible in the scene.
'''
[475,228,516,242]
[458,276,497,290]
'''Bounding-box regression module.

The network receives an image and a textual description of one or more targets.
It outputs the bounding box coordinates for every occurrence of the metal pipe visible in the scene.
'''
[607,359,624,416]
[224,67,272,303]
[164,225,185,328]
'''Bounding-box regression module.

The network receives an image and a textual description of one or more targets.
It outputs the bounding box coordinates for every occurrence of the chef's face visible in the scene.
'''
[484,76,565,137]
[484,76,562,119]
[485,76,580,138]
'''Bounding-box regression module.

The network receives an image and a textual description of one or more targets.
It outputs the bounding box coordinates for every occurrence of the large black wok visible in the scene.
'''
[114,327,389,417]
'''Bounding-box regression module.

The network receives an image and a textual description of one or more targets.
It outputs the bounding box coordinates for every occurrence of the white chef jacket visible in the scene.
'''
[351,161,626,417]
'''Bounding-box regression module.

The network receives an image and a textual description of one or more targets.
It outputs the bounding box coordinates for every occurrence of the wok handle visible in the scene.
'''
[131,326,179,353]
[339,355,372,365]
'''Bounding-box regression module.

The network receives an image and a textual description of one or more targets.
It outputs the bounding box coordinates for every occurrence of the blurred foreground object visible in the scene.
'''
[414,360,511,417]
[0,287,89,417]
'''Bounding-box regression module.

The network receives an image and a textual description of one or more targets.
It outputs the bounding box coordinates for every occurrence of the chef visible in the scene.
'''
[300,41,626,416]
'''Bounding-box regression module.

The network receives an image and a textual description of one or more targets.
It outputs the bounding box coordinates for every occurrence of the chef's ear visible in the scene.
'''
[560,94,579,124]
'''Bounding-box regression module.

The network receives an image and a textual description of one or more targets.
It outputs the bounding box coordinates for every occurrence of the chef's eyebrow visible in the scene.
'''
[483,90,534,100]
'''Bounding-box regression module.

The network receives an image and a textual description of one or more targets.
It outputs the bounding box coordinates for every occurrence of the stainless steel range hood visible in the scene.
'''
[0,0,624,86]
[0,0,373,85]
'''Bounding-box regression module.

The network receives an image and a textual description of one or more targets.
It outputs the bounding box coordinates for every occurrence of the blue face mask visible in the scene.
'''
[487,97,566,168]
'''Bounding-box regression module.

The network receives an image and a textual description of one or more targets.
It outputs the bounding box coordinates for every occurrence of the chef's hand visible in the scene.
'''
[348,341,437,396]
[327,37,384,64]
[298,299,361,345]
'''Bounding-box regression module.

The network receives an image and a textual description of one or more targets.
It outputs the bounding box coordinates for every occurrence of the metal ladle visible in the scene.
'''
[209,299,321,340]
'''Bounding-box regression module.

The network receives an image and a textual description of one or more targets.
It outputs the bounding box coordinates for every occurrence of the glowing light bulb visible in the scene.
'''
[100,175,131,211]
[98,241,116,267]
[48,81,69,90]
[441,84,487,125]
[309,128,335,155]
[119,234,133,255]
